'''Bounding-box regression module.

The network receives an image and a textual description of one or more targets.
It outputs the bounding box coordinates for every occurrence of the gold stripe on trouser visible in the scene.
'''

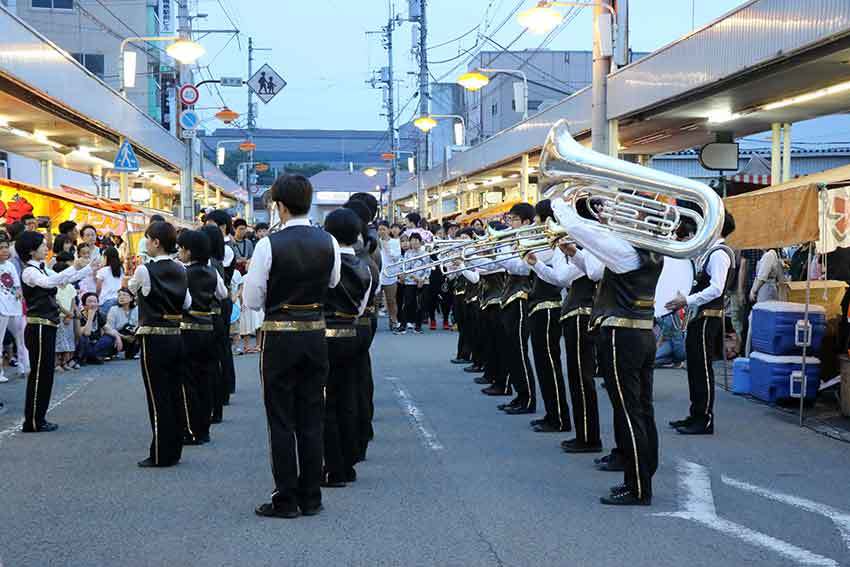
[701,317,712,423]
[611,329,642,499]
[30,325,43,430]
[140,336,160,465]
[575,315,588,443]
[181,384,195,440]
[258,332,280,495]
[518,302,533,409]
[544,309,564,430]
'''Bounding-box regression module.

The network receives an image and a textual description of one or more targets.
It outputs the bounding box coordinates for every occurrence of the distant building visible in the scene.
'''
[306,170,385,223]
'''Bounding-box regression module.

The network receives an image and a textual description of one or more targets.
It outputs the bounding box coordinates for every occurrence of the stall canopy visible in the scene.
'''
[457,199,521,224]
[724,164,850,250]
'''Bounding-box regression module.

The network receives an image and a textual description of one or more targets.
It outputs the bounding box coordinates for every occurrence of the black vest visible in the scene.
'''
[22,263,59,323]
[265,225,335,322]
[184,263,218,326]
[528,270,563,311]
[561,276,597,319]
[591,249,664,324]
[501,274,530,307]
[480,272,506,308]
[209,259,225,312]
[325,254,371,327]
[138,259,188,328]
[356,240,380,312]
[691,244,735,315]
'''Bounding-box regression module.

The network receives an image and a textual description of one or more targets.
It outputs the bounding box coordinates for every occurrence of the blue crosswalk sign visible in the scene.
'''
[113,140,140,172]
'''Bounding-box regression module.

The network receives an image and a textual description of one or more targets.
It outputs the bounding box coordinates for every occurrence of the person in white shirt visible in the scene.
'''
[378,221,402,330]
[0,236,27,382]
[76,241,99,296]
[397,233,430,334]
[96,246,124,316]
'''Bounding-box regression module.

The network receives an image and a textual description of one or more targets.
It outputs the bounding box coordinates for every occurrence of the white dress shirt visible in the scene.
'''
[243,216,342,311]
[686,239,731,307]
[127,255,192,310]
[22,260,93,290]
[552,199,641,274]
[340,246,372,317]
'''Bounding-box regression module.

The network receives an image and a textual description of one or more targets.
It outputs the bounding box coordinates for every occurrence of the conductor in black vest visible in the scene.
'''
[244,175,341,519]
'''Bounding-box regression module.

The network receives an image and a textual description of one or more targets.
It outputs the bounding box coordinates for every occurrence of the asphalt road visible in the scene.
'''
[1,325,849,567]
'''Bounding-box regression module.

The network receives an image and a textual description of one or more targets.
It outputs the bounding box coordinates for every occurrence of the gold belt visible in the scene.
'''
[455,290,466,296]
[530,300,562,316]
[482,298,502,309]
[325,328,357,338]
[137,325,181,336]
[333,311,358,320]
[211,307,222,315]
[188,310,215,317]
[465,295,479,304]
[26,317,57,328]
[262,320,326,332]
[600,317,654,330]
[501,291,529,309]
[163,314,183,322]
[560,307,592,322]
[276,302,322,312]
[180,322,214,332]
[698,309,724,319]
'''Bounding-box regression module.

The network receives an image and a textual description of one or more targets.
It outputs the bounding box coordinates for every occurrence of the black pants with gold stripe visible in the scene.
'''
[599,327,658,500]
[481,304,509,389]
[563,314,601,445]
[221,299,237,395]
[139,334,185,466]
[23,323,57,431]
[685,316,722,427]
[530,307,570,429]
[501,300,535,409]
[260,329,327,512]
[324,331,361,481]
[354,318,376,459]
[181,330,215,442]
[210,313,228,423]
[454,296,470,360]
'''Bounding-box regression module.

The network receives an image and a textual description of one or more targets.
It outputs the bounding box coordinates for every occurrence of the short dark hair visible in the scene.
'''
[145,221,178,254]
[254,222,269,231]
[81,292,99,305]
[377,220,390,228]
[201,224,225,261]
[233,218,248,229]
[7,222,25,241]
[77,242,91,255]
[409,232,423,243]
[390,223,402,230]
[58,220,77,235]
[721,211,736,238]
[457,227,476,239]
[205,210,233,235]
[324,208,362,246]
[53,251,75,273]
[21,214,35,223]
[80,224,97,238]
[177,229,212,265]
[349,192,378,221]
[509,203,535,222]
[535,199,554,223]
[270,175,313,216]
[15,231,44,262]
[344,199,371,227]
[53,234,71,255]
[150,214,166,223]
[406,212,421,225]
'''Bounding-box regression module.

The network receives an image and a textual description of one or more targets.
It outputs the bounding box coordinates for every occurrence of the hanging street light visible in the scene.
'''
[517,2,565,34]
[362,167,379,177]
[215,107,240,124]
[413,115,438,133]
[166,39,206,64]
[239,140,257,152]
[456,71,490,92]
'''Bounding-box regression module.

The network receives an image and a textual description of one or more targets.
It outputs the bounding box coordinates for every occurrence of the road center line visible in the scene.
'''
[655,461,837,567]
[384,376,444,451]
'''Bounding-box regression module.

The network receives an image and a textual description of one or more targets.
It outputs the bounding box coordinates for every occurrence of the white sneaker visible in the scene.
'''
[0,374,8,383]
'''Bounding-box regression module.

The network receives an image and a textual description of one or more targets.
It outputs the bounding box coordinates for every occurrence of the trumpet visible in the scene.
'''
[539,119,723,259]
[381,239,469,279]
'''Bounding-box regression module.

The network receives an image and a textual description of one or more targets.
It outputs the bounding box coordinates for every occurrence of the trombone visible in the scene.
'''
[381,239,469,279]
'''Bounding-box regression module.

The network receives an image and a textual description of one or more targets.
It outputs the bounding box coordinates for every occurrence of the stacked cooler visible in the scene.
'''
[734,301,826,403]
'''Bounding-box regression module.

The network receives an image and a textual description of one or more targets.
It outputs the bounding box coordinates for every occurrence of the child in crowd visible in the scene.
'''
[0,235,27,382]
[396,233,430,334]
[53,253,80,371]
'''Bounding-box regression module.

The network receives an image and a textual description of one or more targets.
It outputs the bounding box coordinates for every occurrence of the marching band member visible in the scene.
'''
[201,225,229,425]
[553,199,662,506]
[205,210,238,403]
[128,222,192,468]
[17,231,97,433]
[475,242,509,396]
[244,175,341,519]
[665,212,736,435]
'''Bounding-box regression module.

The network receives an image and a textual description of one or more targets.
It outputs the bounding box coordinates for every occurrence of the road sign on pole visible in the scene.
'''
[179,110,200,131]
[113,139,140,172]
[247,63,287,104]
[178,84,200,106]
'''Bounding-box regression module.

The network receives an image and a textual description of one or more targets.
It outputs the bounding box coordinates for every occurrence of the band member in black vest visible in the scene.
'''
[473,264,510,393]
[521,200,571,433]
[554,200,663,506]
[205,210,237,402]
[17,232,97,433]
[128,221,191,468]
[321,208,372,487]
[244,175,341,519]
[449,228,478,365]
[201,224,228,424]
[177,229,228,445]
[496,204,536,414]
[666,212,736,435]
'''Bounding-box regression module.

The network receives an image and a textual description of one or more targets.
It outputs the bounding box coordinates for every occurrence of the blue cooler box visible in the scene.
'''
[750,301,826,356]
[732,358,750,394]
[749,352,820,403]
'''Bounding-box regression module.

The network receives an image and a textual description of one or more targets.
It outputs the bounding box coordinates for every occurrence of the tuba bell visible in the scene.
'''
[539,119,724,259]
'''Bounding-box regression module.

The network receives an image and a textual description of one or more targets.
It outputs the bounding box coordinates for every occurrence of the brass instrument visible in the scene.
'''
[381,239,470,279]
[539,119,724,259]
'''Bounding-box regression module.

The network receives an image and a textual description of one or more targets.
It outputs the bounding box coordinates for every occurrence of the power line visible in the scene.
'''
[427,24,480,51]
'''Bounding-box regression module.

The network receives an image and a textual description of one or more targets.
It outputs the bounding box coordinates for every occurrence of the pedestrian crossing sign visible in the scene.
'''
[113,140,140,172]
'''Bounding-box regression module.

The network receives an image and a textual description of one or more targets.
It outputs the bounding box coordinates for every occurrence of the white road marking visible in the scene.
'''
[655,461,837,567]
[384,376,444,451]
[0,376,96,446]
[722,475,850,553]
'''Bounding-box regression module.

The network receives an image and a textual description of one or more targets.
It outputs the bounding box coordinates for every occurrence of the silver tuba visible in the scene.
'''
[539,119,724,259]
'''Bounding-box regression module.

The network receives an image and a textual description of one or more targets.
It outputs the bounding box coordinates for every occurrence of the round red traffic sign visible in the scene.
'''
[178,84,200,106]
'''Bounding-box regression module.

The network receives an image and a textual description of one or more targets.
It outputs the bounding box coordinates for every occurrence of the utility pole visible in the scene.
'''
[245,38,271,221]
[247,37,256,130]
[386,15,397,222]
[416,0,428,215]
[177,0,194,221]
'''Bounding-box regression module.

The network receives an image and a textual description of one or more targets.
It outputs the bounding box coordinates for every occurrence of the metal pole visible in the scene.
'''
[520,153,529,202]
[782,122,792,183]
[771,123,781,186]
[247,38,255,130]
[591,3,611,153]
[386,13,397,223]
[177,0,194,221]
[800,242,813,426]
[614,0,629,69]
[418,0,429,170]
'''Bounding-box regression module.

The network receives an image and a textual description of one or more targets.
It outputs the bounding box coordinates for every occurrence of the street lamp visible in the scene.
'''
[413,116,438,133]
[215,139,243,166]
[363,167,379,177]
[517,1,616,34]
[457,68,529,119]
[413,114,467,146]
[119,36,205,96]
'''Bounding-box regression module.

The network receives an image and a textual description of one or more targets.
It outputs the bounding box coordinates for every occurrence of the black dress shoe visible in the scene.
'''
[137,457,178,468]
[198,434,211,444]
[600,491,651,506]
[561,439,604,453]
[530,418,548,427]
[464,365,485,373]
[668,416,695,428]
[300,504,323,517]
[533,422,570,433]
[183,436,206,446]
[210,416,223,424]
[450,358,470,364]
[497,398,521,410]
[22,421,59,433]
[321,473,346,488]
[474,376,491,385]
[344,468,357,483]
[255,502,299,519]
[503,406,536,415]
[481,386,512,396]
[597,458,625,472]
[676,422,714,435]
[594,454,611,465]
[610,483,629,495]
